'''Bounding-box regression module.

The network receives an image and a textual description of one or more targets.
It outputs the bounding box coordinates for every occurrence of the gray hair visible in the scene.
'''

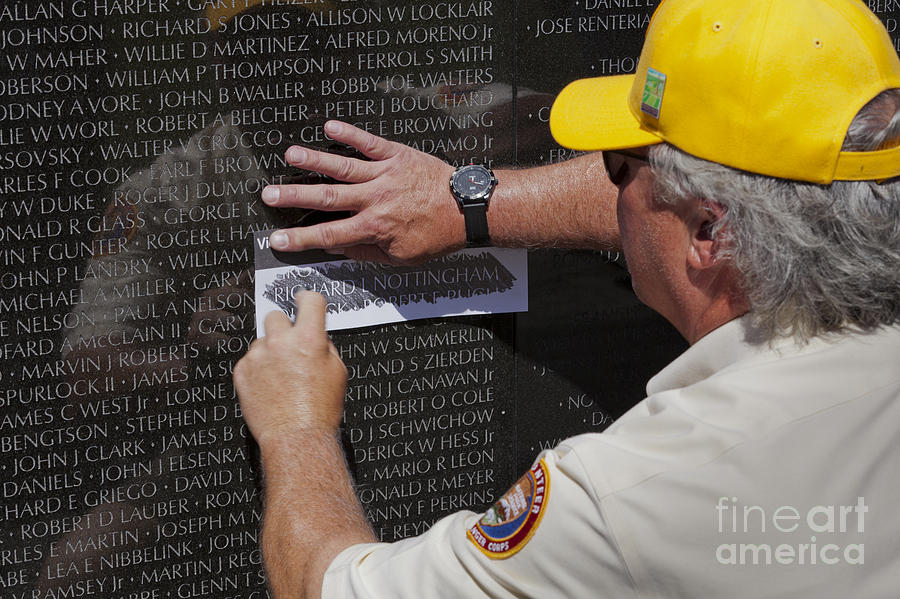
[649,89,900,342]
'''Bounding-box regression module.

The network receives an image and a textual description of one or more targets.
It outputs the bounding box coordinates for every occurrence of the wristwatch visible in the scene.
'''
[449,164,497,247]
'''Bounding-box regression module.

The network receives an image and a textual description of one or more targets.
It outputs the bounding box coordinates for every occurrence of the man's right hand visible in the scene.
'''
[263,120,463,265]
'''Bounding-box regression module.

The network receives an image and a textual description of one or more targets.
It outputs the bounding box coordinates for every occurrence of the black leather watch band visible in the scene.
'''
[450,164,496,248]
[462,203,490,247]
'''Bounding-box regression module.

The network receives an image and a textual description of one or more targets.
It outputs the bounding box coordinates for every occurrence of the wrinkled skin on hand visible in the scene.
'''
[233,292,347,448]
[261,120,463,264]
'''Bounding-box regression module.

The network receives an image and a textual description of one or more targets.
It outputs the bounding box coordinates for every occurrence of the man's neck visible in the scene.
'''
[663,265,749,345]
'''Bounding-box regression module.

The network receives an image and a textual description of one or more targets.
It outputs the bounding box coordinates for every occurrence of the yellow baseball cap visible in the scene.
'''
[550,0,900,183]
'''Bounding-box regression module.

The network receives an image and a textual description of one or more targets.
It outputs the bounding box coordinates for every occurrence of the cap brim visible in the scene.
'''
[550,75,662,151]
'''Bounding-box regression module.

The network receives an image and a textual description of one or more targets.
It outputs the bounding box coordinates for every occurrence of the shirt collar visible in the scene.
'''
[645,316,770,395]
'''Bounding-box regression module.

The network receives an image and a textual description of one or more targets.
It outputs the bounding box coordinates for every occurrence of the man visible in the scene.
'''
[234,0,900,596]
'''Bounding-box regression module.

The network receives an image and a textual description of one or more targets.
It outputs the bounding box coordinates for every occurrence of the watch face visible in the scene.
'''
[452,165,494,201]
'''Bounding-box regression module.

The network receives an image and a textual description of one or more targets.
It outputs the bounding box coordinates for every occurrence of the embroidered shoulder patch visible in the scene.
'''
[640,68,667,119]
[467,459,550,559]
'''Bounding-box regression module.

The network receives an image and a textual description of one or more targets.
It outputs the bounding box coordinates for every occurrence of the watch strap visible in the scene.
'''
[462,203,490,247]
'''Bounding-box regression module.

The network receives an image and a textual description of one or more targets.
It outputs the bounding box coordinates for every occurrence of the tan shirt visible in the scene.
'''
[324,318,900,598]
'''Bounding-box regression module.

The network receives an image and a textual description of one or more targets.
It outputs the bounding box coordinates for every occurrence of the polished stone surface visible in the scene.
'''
[1,1,896,595]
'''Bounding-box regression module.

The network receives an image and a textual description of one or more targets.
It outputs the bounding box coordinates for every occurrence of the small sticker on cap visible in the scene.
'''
[641,68,667,119]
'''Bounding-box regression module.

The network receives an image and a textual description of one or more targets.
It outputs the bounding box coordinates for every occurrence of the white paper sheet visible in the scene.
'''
[253,231,528,335]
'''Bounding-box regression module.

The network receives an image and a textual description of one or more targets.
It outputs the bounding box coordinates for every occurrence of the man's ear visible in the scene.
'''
[687,199,727,270]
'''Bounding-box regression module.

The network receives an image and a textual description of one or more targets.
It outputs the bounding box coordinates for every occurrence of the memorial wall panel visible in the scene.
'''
[509,0,685,472]
[1,0,898,596]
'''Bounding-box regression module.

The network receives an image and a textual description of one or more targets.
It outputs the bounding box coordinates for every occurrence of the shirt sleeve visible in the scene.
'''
[322,443,638,599]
